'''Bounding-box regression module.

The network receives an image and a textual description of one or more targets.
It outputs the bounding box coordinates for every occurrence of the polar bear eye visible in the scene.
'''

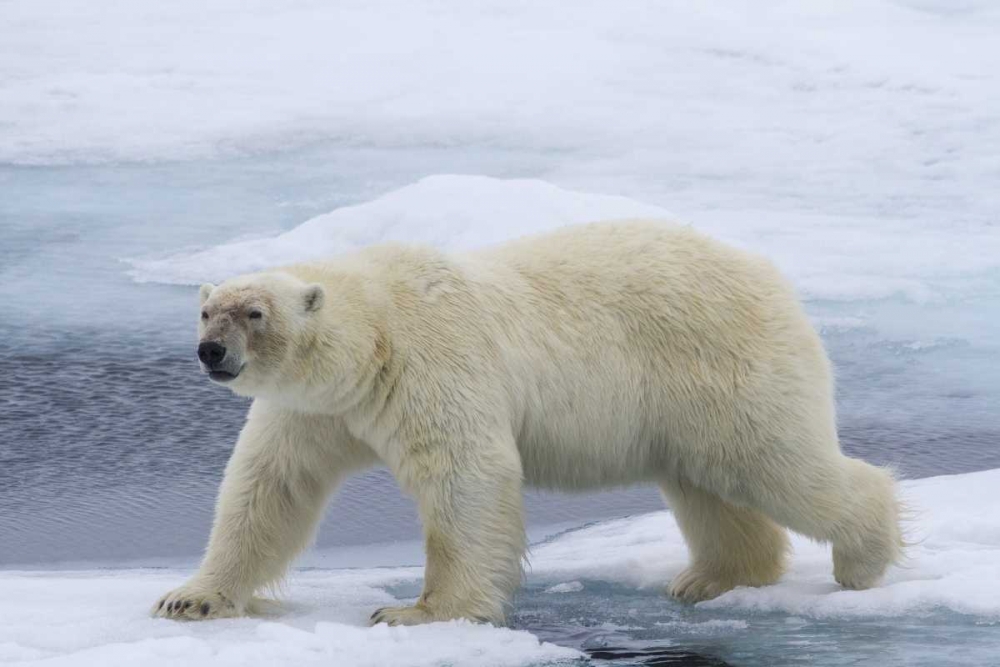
[201,310,209,321]
[248,309,263,320]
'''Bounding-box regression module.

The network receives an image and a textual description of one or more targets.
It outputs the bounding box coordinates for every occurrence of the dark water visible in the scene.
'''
[1,320,998,567]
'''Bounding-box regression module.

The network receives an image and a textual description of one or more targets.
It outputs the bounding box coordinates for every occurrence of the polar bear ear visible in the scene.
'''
[199,283,216,304]
[303,284,325,313]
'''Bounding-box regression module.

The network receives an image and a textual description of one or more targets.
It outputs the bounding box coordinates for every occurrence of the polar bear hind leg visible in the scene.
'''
[742,453,901,592]
[661,481,789,603]
[681,427,903,599]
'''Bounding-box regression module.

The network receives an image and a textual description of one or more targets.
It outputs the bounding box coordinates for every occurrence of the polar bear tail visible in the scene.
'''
[828,457,906,589]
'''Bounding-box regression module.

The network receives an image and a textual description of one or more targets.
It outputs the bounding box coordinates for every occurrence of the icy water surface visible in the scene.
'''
[514,581,996,667]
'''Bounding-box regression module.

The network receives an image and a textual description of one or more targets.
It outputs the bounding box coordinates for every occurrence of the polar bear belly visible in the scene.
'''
[512,383,669,491]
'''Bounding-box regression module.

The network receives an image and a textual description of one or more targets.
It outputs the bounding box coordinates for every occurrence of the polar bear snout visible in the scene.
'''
[198,341,226,366]
[197,340,243,382]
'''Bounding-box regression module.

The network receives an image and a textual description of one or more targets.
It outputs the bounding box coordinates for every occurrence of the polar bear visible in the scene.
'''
[152,220,902,625]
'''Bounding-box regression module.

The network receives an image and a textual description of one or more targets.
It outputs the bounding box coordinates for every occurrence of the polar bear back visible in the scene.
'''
[287,220,833,492]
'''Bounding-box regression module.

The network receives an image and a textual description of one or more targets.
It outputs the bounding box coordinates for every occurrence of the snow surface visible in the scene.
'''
[2,470,998,666]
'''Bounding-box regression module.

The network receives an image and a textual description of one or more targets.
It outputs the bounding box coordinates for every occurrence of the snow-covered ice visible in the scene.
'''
[3,0,999,227]
[2,470,999,666]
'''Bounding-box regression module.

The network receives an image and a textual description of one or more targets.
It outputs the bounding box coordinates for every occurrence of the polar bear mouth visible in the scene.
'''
[208,369,241,383]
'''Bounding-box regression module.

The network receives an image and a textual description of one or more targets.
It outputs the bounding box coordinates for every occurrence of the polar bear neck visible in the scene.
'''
[262,268,394,418]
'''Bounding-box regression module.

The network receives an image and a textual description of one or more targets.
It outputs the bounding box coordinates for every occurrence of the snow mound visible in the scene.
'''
[124,175,673,285]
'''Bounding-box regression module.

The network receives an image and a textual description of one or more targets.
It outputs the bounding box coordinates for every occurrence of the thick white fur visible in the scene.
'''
[153,220,903,624]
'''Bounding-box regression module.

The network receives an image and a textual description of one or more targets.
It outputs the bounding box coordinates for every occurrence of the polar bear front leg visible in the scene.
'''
[371,433,526,626]
[153,401,374,620]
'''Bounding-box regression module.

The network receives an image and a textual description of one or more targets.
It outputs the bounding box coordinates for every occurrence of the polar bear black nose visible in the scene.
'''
[198,341,227,366]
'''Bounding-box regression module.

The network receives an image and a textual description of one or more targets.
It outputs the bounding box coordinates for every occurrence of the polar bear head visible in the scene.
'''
[196,271,332,397]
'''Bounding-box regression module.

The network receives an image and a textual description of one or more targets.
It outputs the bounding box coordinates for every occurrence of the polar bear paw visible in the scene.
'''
[668,567,733,603]
[370,602,499,626]
[833,546,889,591]
[369,604,438,626]
[152,583,240,621]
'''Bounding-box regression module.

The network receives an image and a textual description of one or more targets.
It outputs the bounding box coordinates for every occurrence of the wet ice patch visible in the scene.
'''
[544,582,584,594]
[654,619,749,633]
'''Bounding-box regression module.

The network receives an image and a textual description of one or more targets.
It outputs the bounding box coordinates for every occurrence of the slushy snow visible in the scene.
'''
[2,470,999,666]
